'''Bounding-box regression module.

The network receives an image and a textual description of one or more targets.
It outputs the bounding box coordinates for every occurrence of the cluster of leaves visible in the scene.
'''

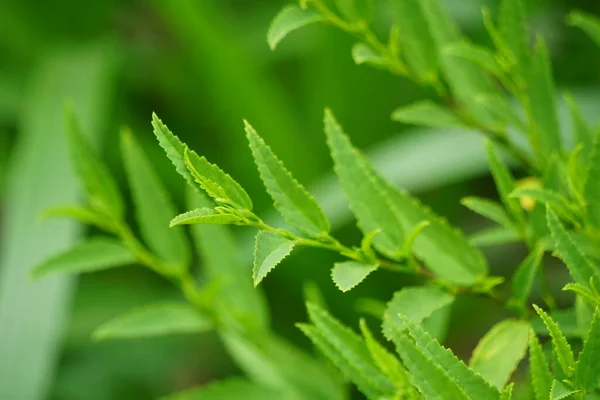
[32,0,600,398]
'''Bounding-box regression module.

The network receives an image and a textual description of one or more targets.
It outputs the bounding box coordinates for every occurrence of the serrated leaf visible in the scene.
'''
[31,237,135,279]
[533,304,576,376]
[184,147,252,210]
[120,129,191,268]
[93,302,213,341]
[527,37,562,162]
[469,319,529,389]
[382,286,454,339]
[575,307,600,391]
[391,0,438,81]
[245,121,329,236]
[391,100,463,128]
[267,5,324,50]
[549,380,580,400]
[391,315,500,399]
[324,109,404,256]
[575,296,594,338]
[529,330,552,400]
[512,246,545,306]
[469,226,521,247]
[160,378,280,400]
[170,208,244,227]
[500,383,514,400]
[351,43,387,67]
[511,188,577,223]
[253,231,295,286]
[65,106,123,219]
[444,42,503,78]
[568,10,600,48]
[584,131,600,230]
[547,207,599,286]
[41,205,115,232]
[461,197,512,227]
[563,283,600,308]
[331,261,377,292]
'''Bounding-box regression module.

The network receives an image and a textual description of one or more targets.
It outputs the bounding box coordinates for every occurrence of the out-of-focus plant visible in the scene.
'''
[32,0,600,398]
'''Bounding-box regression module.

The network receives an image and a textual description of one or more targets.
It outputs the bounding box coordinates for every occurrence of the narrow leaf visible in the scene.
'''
[391,100,463,128]
[41,205,114,232]
[267,5,324,50]
[470,226,520,247]
[170,208,244,227]
[245,121,329,236]
[253,231,295,286]
[511,188,577,223]
[500,384,514,400]
[512,246,545,306]
[161,378,280,400]
[568,10,600,48]
[120,129,191,267]
[564,93,593,158]
[324,109,404,256]
[331,261,377,292]
[498,0,530,76]
[529,330,552,400]
[533,304,576,376]
[575,307,600,392]
[461,197,512,227]
[351,43,387,67]
[584,131,600,230]
[549,380,581,400]
[469,319,530,389]
[444,42,503,78]
[93,302,213,341]
[31,237,135,279]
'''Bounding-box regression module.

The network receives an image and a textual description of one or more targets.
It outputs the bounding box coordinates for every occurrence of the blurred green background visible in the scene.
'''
[1,0,600,399]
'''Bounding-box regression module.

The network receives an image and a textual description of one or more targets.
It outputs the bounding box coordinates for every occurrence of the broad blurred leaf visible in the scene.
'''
[331,261,377,292]
[529,330,552,400]
[161,378,280,400]
[568,10,600,48]
[461,196,512,227]
[351,43,386,67]
[93,302,213,341]
[267,5,324,50]
[253,231,295,286]
[445,42,503,78]
[246,121,329,236]
[41,205,114,232]
[31,238,135,279]
[533,304,575,376]
[469,319,529,389]
[170,208,244,227]
[584,132,600,230]
[120,129,191,268]
[575,307,600,392]
[391,100,463,128]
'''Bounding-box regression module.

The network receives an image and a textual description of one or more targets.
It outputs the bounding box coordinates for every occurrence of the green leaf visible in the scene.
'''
[485,141,525,225]
[512,246,545,306]
[575,307,600,392]
[120,128,191,268]
[324,109,404,257]
[547,207,599,286]
[469,319,529,389]
[160,378,280,400]
[253,231,295,286]
[469,226,521,247]
[529,330,552,400]
[383,286,454,338]
[93,302,213,341]
[391,100,463,128]
[511,188,577,224]
[500,383,514,400]
[564,93,593,159]
[391,0,438,81]
[41,205,114,232]
[527,37,562,162]
[184,147,252,210]
[549,380,581,400]
[31,237,135,279]
[267,5,324,50]
[391,315,500,399]
[170,208,244,227]
[475,94,526,131]
[563,283,600,308]
[444,42,503,78]
[568,10,600,48]
[351,43,387,67]
[584,131,600,230]
[331,261,377,292]
[245,121,330,236]
[497,0,530,75]
[461,196,512,227]
[64,106,123,219]
[302,303,396,398]
[533,304,576,376]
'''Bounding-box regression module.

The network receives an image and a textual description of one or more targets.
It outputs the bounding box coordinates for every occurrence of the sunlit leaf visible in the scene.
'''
[267,5,324,50]
[391,100,463,128]
[253,231,295,286]
[170,208,244,227]
[331,261,377,292]
[461,196,512,227]
[533,304,576,376]
[575,307,600,392]
[529,330,552,400]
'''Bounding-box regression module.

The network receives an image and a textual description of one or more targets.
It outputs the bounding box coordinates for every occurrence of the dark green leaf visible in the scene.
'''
[568,10,600,48]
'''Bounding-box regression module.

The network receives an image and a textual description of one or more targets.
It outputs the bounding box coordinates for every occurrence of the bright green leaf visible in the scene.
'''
[245,121,330,236]
[120,128,191,267]
[469,319,529,389]
[160,378,280,400]
[500,383,514,400]
[41,205,115,232]
[469,226,521,247]
[331,261,377,292]
[31,237,135,279]
[575,307,600,391]
[563,283,600,308]
[170,208,244,227]
[253,231,295,286]
[511,188,577,224]
[564,93,593,158]
[391,100,463,128]
[93,302,213,341]
[584,131,600,230]
[267,5,324,50]
[512,246,545,306]
[529,330,552,400]
[351,43,387,67]
[444,42,503,78]
[533,304,576,376]
[475,94,526,131]
[568,10,600,48]
[498,0,530,76]
[461,196,512,227]
[549,380,581,400]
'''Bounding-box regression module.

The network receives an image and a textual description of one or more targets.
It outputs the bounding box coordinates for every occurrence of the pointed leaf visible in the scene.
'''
[469,319,529,389]
[444,42,503,78]
[512,246,545,306]
[93,302,213,341]
[511,188,577,223]
[461,197,512,227]
[529,330,552,400]
[331,261,377,292]
[584,131,600,230]
[470,226,520,247]
[575,307,600,391]
[351,43,387,67]
[170,208,244,227]
[120,129,191,267]
[391,100,463,128]
[184,147,252,210]
[568,10,600,48]
[533,304,576,376]
[383,286,454,338]
[161,378,280,400]
[564,93,593,158]
[65,106,123,218]
[267,5,324,50]
[324,109,404,256]
[549,380,580,400]
[245,121,329,236]
[253,231,295,286]
[41,205,115,232]
[31,237,135,279]
[498,0,530,75]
